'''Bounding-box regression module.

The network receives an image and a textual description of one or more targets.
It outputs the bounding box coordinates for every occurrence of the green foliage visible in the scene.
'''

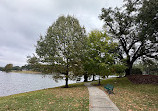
[134,59,158,75]
[36,15,86,87]
[21,65,32,70]
[112,64,126,76]
[142,59,158,75]
[27,55,40,71]
[131,67,142,75]
[138,0,158,41]
[4,64,13,72]
[0,67,4,71]
[100,0,158,76]
[85,30,118,80]
[12,66,21,71]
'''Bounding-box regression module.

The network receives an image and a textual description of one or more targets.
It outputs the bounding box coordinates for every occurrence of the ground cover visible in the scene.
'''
[0,82,89,111]
[93,77,158,111]
[127,75,158,84]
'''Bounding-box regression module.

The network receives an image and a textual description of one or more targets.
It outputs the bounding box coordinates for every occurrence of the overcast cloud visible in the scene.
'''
[0,0,123,67]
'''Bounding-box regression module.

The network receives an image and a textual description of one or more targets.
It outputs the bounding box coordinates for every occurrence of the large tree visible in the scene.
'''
[36,15,86,88]
[100,0,158,76]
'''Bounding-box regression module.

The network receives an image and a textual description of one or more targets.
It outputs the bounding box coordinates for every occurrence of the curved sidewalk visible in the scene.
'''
[84,82,120,111]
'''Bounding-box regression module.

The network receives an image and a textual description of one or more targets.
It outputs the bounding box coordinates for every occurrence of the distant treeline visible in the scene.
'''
[0,64,53,73]
[0,64,38,72]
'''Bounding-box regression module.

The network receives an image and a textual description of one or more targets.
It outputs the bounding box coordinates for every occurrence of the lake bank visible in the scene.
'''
[11,70,42,74]
[0,82,89,111]
[1,76,157,110]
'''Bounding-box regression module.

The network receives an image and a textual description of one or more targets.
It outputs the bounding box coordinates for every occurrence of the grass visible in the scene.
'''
[93,77,158,111]
[0,82,89,111]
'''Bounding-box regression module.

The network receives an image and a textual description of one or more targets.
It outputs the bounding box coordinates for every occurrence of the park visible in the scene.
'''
[0,0,158,110]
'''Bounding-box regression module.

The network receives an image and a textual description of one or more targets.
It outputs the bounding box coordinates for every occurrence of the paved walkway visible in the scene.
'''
[84,82,120,111]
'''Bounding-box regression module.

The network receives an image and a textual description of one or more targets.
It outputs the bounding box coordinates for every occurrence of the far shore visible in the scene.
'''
[11,70,42,74]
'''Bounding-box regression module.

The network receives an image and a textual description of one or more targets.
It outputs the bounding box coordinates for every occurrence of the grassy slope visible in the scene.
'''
[0,83,89,111]
[95,77,158,111]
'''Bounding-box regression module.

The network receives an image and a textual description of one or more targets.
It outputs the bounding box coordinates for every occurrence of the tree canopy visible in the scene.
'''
[4,64,13,72]
[99,0,158,76]
[36,15,86,87]
[85,30,118,84]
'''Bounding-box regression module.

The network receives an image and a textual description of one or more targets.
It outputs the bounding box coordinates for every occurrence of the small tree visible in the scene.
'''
[4,64,13,72]
[112,64,126,77]
[134,59,158,75]
[87,30,117,85]
[0,67,4,71]
[36,15,86,88]
[131,67,142,75]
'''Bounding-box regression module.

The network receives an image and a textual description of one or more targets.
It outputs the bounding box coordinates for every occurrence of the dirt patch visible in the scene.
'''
[127,75,158,84]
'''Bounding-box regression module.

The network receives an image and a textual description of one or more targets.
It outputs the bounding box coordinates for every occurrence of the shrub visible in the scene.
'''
[131,68,142,75]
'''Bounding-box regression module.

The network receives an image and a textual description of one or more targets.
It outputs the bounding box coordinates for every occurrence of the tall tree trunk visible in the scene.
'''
[98,76,101,85]
[65,73,69,88]
[92,74,95,81]
[84,73,88,82]
[65,59,69,88]
[125,63,133,76]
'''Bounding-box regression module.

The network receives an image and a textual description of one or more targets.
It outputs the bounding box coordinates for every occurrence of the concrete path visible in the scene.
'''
[84,82,120,111]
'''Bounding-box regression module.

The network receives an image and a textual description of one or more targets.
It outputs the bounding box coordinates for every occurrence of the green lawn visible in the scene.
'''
[1,77,157,111]
[0,83,89,111]
[94,77,158,111]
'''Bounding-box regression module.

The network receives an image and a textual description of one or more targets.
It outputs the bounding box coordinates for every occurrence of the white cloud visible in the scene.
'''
[0,0,123,67]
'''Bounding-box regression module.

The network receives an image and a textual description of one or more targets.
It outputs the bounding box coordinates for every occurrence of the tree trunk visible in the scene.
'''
[65,73,69,88]
[92,74,95,81]
[125,63,133,76]
[84,73,88,82]
[98,76,101,85]
[65,59,69,88]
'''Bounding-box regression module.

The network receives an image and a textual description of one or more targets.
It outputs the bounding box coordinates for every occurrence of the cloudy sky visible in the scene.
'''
[0,0,123,67]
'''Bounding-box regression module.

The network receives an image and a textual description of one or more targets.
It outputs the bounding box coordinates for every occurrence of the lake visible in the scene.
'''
[0,71,117,97]
[0,71,76,97]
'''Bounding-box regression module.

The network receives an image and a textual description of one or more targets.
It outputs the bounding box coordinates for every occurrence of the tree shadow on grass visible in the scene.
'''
[60,82,86,88]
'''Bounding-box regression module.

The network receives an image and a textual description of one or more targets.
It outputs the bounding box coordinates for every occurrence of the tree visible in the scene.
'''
[36,15,86,88]
[4,64,13,72]
[27,55,40,71]
[112,64,126,77]
[0,67,4,71]
[100,0,158,76]
[134,59,158,75]
[21,64,32,71]
[86,30,117,85]
[138,0,158,41]
[12,66,21,71]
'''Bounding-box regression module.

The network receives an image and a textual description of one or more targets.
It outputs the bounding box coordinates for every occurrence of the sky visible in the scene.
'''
[0,0,123,67]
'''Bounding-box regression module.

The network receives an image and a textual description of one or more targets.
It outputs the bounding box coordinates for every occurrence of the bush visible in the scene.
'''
[131,68,142,75]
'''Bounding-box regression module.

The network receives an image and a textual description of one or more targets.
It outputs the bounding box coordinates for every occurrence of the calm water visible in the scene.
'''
[0,71,76,97]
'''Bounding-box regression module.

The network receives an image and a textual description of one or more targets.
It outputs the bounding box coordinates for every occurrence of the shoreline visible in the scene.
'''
[0,82,89,110]
[11,70,42,74]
